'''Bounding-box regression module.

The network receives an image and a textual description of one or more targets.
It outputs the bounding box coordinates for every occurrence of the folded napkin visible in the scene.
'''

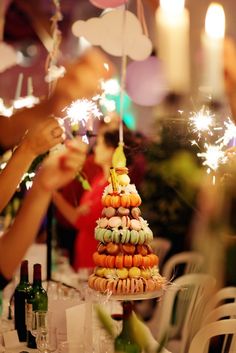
[66,303,93,353]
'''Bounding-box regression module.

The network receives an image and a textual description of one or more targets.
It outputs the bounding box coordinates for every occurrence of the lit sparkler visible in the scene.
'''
[188,104,236,182]
[197,144,227,173]
[216,117,236,147]
[189,106,215,138]
[63,78,121,142]
[64,98,103,143]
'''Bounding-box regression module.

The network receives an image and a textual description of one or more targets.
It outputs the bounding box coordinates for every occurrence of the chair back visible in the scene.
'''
[155,273,216,343]
[188,319,236,353]
[162,251,205,281]
[204,302,236,322]
[150,237,172,269]
[204,286,236,317]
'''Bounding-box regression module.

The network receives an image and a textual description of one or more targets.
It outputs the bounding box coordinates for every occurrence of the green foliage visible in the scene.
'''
[140,123,203,247]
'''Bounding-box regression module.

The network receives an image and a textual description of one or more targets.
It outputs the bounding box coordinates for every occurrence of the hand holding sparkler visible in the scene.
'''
[37,137,87,192]
[22,117,65,158]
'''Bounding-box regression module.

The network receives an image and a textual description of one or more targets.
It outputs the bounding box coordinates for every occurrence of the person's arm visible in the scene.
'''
[0,101,52,151]
[0,117,64,212]
[0,180,52,279]
[0,138,87,279]
[0,47,114,151]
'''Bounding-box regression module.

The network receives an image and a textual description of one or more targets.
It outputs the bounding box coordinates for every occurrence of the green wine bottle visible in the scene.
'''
[26,263,48,349]
[114,301,141,353]
[14,260,32,342]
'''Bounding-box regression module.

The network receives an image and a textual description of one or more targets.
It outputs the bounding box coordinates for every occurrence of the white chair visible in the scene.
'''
[161,251,205,281]
[185,303,236,353]
[186,286,236,345]
[203,286,236,317]
[188,319,236,353]
[148,273,216,353]
[150,237,172,270]
[203,303,236,326]
[182,287,236,353]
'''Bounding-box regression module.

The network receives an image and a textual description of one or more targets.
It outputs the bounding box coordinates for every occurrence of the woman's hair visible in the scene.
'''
[103,129,120,149]
[102,128,146,166]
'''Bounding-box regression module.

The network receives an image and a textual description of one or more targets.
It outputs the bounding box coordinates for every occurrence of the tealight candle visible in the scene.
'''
[201,3,225,101]
[155,0,190,95]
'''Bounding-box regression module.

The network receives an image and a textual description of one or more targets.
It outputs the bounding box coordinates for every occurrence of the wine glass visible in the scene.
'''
[35,311,57,353]
[36,327,57,353]
[28,310,38,338]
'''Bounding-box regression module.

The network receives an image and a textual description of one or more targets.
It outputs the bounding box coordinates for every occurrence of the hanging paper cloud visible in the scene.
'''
[89,0,128,9]
[125,56,168,106]
[72,10,152,61]
[0,43,17,73]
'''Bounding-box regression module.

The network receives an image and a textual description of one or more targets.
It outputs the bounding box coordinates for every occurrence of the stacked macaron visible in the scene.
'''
[88,167,166,295]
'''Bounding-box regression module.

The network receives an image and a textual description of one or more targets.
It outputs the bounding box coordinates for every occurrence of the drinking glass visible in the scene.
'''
[36,311,57,353]
[36,327,57,353]
[28,310,38,338]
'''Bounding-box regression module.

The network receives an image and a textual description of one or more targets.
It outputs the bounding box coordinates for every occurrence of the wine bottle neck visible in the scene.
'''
[20,260,29,283]
[33,279,42,287]
[33,264,42,285]
[121,316,132,339]
[20,274,29,283]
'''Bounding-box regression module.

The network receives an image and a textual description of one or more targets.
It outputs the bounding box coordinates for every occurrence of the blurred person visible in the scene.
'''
[0,137,87,289]
[52,129,119,271]
[54,152,102,265]
[0,47,114,151]
[0,117,64,213]
[52,128,145,271]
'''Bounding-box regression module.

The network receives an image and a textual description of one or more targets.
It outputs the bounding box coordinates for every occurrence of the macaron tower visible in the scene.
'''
[88,167,166,295]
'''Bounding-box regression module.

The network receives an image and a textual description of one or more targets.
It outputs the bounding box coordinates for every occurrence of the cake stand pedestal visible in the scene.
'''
[95,290,164,353]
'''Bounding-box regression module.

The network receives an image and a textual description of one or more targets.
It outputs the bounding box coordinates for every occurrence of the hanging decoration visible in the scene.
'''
[45,0,65,97]
[72,9,152,61]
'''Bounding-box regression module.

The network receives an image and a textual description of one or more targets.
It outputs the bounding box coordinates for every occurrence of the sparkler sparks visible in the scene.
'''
[216,117,236,146]
[189,107,214,138]
[188,105,235,179]
[64,98,103,142]
[197,144,227,172]
[65,98,102,126]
